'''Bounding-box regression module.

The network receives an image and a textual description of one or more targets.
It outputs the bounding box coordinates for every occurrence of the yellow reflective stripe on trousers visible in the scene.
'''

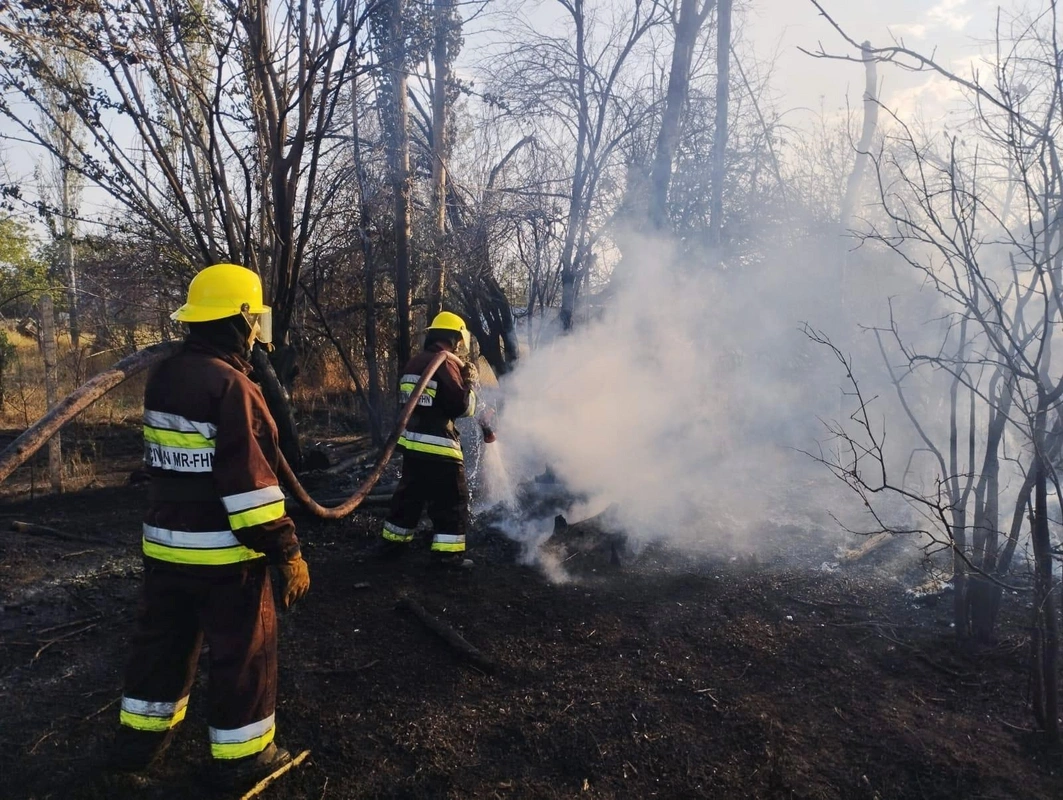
[143,425,215,450]
[210,715,276,760]
[398,434,463,460]
[431,533,466,553]
[120,695,189,732]
[383,521,414,542]
[228,500,286,531]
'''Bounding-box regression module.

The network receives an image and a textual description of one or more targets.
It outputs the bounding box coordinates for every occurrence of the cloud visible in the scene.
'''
[890,0,971,43]
[927,0,972,32]
[890,23,928,40]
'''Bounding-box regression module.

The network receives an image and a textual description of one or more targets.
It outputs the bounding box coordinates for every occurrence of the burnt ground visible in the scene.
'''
[1,427,1062,799]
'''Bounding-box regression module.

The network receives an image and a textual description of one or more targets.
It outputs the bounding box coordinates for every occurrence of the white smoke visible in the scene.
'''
[489,230,934,561]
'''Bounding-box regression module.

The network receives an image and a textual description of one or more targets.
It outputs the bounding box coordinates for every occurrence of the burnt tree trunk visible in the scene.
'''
[351,58,385,446]
[707,0,732,248]
[251,345,302,471]
[1030,417,1059,743]
[389,0,413,365]
[427,0,453,321]
[648,0,715,230]
[38,294,62,493]
[968,379,1010,641]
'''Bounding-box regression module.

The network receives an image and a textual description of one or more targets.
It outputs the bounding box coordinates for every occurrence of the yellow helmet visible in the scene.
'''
[171,263,270,323]
[427,310,470,351]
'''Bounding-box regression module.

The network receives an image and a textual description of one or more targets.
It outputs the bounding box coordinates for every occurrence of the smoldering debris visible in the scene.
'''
[476,467,632,575]
[543,505,629,567]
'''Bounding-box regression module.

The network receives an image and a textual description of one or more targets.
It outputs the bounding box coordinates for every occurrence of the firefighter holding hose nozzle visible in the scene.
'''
[380,311,495,567]
[109,264,307,790]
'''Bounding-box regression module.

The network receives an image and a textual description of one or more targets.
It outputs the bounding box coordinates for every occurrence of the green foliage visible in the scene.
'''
[0,216,48,315]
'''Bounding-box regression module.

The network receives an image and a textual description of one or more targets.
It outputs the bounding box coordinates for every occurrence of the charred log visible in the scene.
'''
[545,505,627,566]
[396,596,497,674]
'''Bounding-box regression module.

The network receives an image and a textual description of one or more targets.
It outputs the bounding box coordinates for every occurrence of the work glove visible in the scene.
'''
[481,425,497,444]
[277,555,310,609]
[460,358,479,387]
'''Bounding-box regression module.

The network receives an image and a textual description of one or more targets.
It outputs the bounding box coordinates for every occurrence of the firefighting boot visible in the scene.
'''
[372,539,408,561]
[106,727,172,774]
[211,743,292,790]
[430,551,474,569]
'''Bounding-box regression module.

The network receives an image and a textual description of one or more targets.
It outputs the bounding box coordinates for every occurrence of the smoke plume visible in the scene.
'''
[487,230,932,562]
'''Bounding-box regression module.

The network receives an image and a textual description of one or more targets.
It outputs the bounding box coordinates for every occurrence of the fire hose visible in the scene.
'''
[0,344,453,521]
[276,349,450,519]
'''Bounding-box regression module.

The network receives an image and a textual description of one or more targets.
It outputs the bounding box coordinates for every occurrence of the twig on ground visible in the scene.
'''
[999,718,1030,732]
[396,596,497,675]
[33,621,99,661]
[785,595,868,611]
[83,696,120,721]
[239,749,311,799]
[28,730,56,755]
[694,688,719,704]
[304,660,379,675]
[36,615,102,636]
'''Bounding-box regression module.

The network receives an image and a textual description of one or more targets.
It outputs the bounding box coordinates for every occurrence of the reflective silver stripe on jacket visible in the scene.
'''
[143,524,243,549]
[143,410,218,439]
[400,431,461,451]
[220,486,286,514]
[399,374,437,391]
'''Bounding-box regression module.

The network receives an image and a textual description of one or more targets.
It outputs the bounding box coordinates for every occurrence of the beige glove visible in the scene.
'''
[460,358,479,387]
[277,556,310,608]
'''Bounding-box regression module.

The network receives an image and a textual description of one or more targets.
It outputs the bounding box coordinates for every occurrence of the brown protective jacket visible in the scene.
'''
[141,341,300,574]
[396,342,476,461]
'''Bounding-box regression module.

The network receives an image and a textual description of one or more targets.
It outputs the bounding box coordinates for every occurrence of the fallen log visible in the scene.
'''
[837,532,893,564]
[396,596,497,675]
[0,342,180,487]
[10,521,110,545]
[323,447,377,475]
[0,341,448,526]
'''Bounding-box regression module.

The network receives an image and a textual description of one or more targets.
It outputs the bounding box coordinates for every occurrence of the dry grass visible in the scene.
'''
[0,323,150,430]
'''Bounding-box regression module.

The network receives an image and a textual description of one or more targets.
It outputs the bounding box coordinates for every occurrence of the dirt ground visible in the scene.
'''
[1,423,1062,799]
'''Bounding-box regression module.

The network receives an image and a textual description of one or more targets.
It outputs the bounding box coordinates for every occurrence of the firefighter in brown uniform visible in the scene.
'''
[381,311,493,565]
[110,264,309,788]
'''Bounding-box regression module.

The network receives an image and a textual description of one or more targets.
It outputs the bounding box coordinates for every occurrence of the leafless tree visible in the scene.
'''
[490,0,665,329]
[806,0,1063,742]
[0,0,380,373]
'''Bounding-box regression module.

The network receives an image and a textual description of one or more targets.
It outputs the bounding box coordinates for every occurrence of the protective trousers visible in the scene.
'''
[114,561,278,765]
[382,454,469,552]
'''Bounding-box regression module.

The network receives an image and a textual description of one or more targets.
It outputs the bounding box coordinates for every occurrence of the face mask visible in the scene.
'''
[240,306,273,346]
